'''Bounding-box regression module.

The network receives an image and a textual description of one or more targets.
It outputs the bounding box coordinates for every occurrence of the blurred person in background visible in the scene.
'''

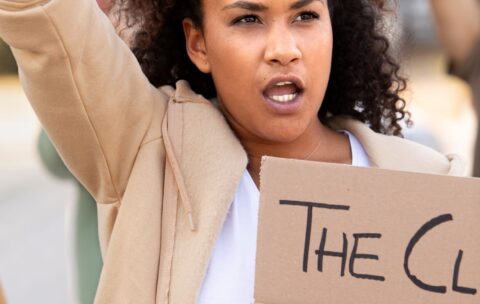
[430,0,480,177]
[38,131,102,304]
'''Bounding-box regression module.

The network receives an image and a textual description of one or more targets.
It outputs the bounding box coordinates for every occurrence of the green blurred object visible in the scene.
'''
[38,130,103,304]
[0,39,17,74]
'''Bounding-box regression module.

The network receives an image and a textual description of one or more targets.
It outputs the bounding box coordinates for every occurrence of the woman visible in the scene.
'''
[0,0,463,303]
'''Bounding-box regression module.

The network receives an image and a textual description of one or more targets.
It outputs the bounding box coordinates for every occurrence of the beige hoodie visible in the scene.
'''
[0,0,464,303]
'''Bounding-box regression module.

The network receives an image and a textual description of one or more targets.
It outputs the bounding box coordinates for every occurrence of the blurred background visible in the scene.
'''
[0,0,479,303]
[0,42,73,303]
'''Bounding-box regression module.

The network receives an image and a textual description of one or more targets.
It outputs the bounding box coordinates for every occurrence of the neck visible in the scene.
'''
[240,120,351,188]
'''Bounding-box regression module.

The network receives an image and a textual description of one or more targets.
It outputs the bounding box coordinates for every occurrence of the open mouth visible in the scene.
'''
[263,78,304,104]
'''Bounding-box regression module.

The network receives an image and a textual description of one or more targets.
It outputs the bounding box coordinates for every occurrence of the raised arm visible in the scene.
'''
[0,0,166,204]
[429,0,480,65]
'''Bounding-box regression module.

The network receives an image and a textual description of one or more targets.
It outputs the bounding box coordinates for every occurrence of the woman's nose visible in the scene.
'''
[264,26,302,66]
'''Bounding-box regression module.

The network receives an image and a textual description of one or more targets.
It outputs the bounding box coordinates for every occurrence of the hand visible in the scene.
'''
[96,0,112,14]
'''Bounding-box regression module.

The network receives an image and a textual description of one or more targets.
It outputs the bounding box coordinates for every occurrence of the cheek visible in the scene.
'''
[305,28,333,70]
[206,33,259,84]
[203,26,262,113]
[303,30,333,104]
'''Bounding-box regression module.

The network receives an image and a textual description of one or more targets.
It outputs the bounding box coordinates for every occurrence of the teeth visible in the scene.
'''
[270,93,297,103]
[275,81,293,86]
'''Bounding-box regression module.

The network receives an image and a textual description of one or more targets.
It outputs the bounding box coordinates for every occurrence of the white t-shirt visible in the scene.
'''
[197,131,370,304]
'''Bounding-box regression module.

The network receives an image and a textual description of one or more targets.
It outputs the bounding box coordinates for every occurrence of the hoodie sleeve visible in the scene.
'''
[0,0,163,204]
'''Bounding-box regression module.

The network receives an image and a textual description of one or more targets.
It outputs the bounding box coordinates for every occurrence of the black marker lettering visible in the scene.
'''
[452,250,477,295]
[280,200,350,273]
[404,214,453,294]
[349,233,385,281]
[303,205,313,272]
[315,228,348,276]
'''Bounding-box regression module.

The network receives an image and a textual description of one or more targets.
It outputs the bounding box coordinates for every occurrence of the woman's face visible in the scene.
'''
[186,0,333,144]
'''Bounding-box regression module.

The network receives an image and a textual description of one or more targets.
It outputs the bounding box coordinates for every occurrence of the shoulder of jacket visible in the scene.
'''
[328,116,465,176]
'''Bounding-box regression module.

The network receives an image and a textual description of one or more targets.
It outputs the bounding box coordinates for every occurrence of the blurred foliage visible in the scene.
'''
[0,38,17,75]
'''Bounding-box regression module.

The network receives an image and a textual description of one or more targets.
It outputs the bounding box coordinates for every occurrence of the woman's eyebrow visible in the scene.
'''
[222,1,268,12]
[222,0,324,12]
[290,0,324,10]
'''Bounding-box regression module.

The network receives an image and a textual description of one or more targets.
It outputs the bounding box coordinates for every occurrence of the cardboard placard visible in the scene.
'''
[255,157,480,304]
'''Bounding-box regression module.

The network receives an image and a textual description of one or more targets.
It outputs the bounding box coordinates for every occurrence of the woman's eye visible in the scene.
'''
[294,11,320,22]
[234,15,261,24]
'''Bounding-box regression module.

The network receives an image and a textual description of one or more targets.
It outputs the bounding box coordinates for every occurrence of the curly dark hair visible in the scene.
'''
[116,0,409,136]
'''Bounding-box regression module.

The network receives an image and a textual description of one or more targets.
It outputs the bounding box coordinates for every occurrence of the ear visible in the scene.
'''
[183,18,211,74]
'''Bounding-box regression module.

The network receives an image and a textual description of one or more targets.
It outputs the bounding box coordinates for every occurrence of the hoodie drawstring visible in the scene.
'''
[160,86,210,231]
[156,84,210,303]
[162,108,196,231]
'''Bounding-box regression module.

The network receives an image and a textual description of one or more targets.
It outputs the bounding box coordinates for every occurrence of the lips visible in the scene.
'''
[262,76,305,104]
[260,75,305,114]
